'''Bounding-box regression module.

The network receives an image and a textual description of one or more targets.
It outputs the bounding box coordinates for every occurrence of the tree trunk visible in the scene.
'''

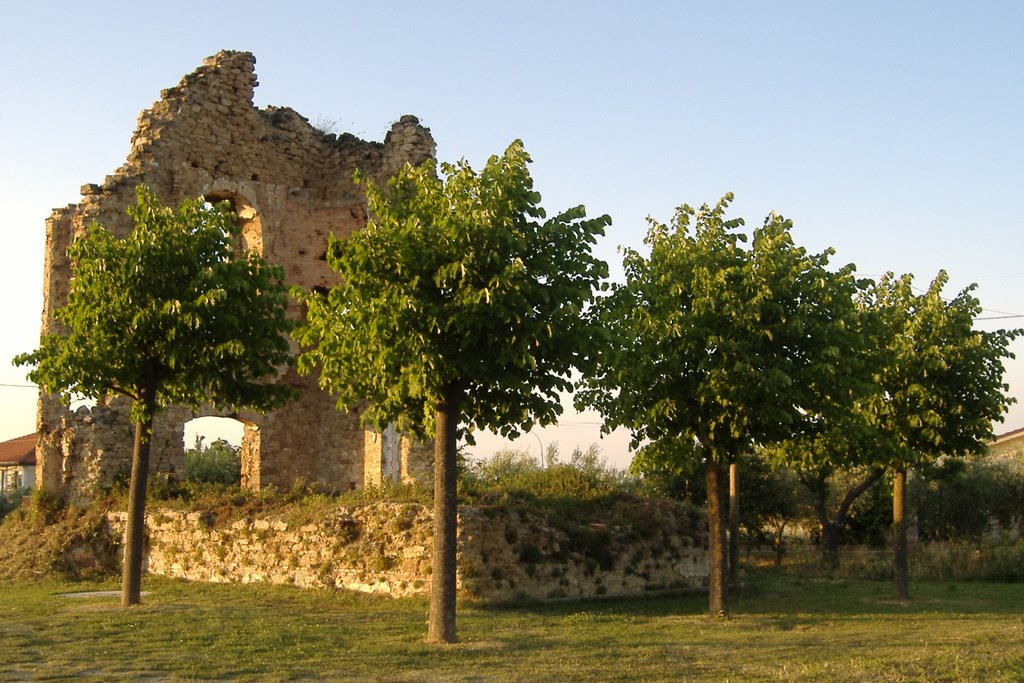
[820,520,842,570]
[773,520,787,567]
[801,469,835,568]
[892,466,909,601]
[728,462,740,586]
[428,381,462,644]
[706,459,728,617]
[121,379,156,607]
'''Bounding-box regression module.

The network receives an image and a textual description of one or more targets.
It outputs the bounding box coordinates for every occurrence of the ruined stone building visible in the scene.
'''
[36,51,435,502]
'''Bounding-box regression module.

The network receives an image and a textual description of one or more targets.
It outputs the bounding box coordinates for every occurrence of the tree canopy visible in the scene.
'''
[296,141,609,439]
[578,194,865,458]
[862,271,1018,466]
[15,185,294,605]
[294,140,610,642]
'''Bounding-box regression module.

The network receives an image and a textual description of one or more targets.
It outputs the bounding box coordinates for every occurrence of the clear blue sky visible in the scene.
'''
[2,1,1022,466]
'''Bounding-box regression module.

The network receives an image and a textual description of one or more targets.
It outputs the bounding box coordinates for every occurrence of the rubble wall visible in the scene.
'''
[106,499,708,602]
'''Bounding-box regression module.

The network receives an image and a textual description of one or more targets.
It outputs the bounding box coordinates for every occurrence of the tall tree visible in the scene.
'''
[862,272,1019,600]
[15,186,294,606]
[294,141,609,643]
[577,194,864,616]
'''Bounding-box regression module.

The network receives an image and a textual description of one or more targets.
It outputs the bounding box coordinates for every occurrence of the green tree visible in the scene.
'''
[629,438,706,502]
[577,194,864,616]
[14,186,294,606]
[863,272,1019,600]
[294,141,609,643]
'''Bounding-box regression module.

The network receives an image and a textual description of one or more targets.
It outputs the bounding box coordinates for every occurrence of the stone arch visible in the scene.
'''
[183,415,245,451]
[203,187,264,256]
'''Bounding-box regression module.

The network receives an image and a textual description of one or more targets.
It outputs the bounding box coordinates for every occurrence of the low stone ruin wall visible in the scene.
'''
[107,499,707,602]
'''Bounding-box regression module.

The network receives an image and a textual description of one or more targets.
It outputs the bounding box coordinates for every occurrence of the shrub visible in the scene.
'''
[0,487,29,522]
[519,542,543,564]
[184,437,242,486]
[459,444,635,503]
[0,498,119,580]
[776,539,1024,583]
[459,448,542,492]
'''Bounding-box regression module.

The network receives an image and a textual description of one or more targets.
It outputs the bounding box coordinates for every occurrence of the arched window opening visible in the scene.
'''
[183,416,245,486]
[204,191,264,256]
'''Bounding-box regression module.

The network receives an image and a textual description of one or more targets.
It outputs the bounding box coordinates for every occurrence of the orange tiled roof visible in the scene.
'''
[0,434,36,466]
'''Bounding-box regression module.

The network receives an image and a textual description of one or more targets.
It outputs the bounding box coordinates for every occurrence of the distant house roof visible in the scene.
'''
[988,426,1024,459]
[0,434,36,466]
[990,426,1024,447]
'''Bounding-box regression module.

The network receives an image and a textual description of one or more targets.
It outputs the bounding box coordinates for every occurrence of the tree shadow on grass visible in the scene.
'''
[471,573,1024,621]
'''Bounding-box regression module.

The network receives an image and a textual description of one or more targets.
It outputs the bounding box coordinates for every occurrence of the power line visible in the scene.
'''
[0,383,36,388]
[897,284,1022,322]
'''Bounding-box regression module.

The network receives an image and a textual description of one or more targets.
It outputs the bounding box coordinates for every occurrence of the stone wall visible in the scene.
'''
[38,398,186,505]
[37,51,435,502]
[106,499,708,602]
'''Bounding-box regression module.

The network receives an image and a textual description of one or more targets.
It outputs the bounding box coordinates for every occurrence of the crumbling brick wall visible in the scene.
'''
[37,51,435,502]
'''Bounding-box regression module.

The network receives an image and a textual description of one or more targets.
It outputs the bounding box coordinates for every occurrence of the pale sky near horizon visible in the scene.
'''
[2,1,1022,468]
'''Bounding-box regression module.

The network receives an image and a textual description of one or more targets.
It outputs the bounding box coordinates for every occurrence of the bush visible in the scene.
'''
[775,539,1024,583]
[184,437,242,486]
[0,487,29,522]
[459,444,635,503]
[910,540,1024,582]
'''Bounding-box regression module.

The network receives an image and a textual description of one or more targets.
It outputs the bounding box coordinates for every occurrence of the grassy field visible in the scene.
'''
[1,572,1023,681]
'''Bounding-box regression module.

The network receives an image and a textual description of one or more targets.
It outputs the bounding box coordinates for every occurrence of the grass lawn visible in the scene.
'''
[1,572,1022,681]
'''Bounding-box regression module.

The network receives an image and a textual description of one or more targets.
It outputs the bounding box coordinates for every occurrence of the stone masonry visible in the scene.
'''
[37,51,435,502]
[104,499,708,602]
